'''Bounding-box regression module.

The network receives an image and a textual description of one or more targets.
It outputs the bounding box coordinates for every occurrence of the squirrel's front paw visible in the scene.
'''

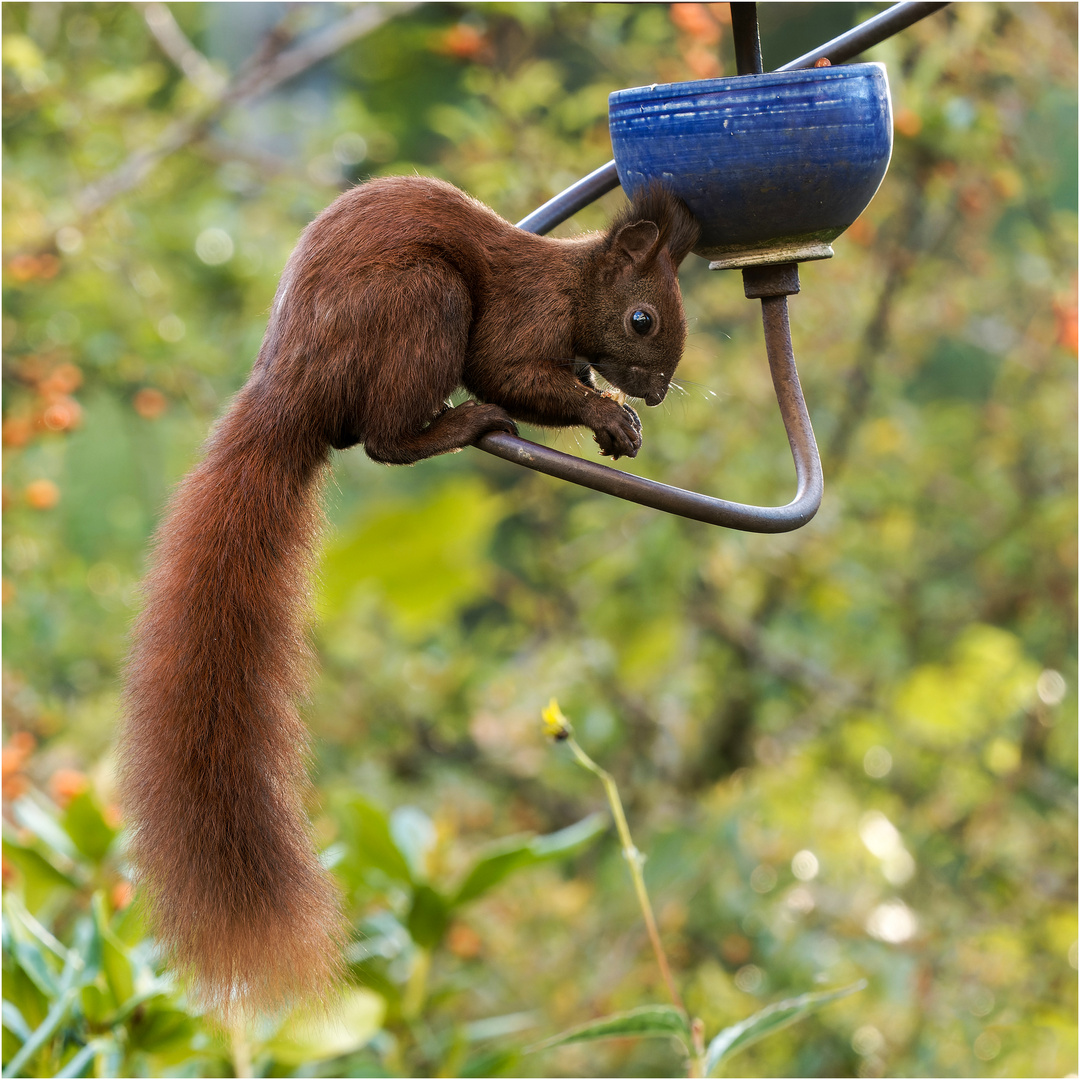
[591,398,643,460]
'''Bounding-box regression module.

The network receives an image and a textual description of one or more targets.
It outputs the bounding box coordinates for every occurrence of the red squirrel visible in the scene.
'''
[118,175,699,1014]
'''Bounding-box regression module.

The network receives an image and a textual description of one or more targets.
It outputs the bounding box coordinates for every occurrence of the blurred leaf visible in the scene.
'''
[1,1001,32,1043]
[0,986,77,1080]
[460,1046,521,1077]
[125,1006,198,1055]
[8,935,58,999]
[76,899,132,1010]
[406,884,451,950]
[265,988,385,1065]
[0,843,78,914]
[78,982,111,1026]
[62,793,114,862]
[10,798,78,863]
[389,805,437,882]
[528,1005,693,1053]
[54,1038,112,1079]
[342,797,415,886]
[703,981,868,1075]
[319,478,506,633]
[453,812,608,906]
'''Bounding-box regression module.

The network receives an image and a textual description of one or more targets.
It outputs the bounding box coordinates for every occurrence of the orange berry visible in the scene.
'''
[49,768,88,807]
[684,43,722,79]
[671,2,721,42]
[41,397,81,431]
[446,922,482,959]
[25,479,60,509]
[2,732,35,780]
[40,363,83,396]
[1053,298,1078,354]
[10,731,35,754]
[2,416,33,447]
[894,107,922,138]
[8,255,40,282]
[3,775,29,800]
[439,23,487,60]
[111,880,134,910]
[814,57,832,67]
[133,387,168,419]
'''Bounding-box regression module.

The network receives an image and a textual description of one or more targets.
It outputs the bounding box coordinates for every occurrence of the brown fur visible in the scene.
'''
[118,175,698,1015]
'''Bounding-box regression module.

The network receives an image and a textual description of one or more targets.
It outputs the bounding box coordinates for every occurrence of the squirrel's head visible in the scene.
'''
[578,186,699,406]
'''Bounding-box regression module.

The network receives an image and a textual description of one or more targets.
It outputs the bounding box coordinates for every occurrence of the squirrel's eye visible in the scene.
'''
[630,310,653,336]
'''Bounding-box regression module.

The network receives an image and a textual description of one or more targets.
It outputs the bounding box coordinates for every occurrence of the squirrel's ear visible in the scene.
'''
[614,220,660,264]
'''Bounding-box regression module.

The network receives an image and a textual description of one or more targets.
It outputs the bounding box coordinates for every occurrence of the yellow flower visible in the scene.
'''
[541,698,571,741]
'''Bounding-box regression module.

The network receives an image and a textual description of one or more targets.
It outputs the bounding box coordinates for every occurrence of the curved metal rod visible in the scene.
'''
[476,291,823,533]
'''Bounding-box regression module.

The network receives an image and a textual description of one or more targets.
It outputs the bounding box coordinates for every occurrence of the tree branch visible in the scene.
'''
[68,2,416,225]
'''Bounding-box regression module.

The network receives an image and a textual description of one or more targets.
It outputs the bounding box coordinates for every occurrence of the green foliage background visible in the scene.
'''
[2,2,1076,1077]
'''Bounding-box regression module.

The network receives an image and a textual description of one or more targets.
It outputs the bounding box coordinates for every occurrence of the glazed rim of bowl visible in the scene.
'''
[608,61,888,103]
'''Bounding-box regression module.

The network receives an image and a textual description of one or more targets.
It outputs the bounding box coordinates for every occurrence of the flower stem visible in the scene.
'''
[565,735,685,1014]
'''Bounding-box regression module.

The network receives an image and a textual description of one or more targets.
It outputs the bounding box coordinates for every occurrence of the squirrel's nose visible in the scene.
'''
[644,386,667,406]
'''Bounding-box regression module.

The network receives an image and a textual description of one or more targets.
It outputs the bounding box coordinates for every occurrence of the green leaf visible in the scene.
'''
[79,982,111,1026]
[62,792,115,862]
[406,885,451,950]
[703,981,868,1076]
[9,936,58,998]
[125,1006,197,1055]
[452,847,533,908]
[91,897,133,1008]
[0,986,77,1080]
[343,798,414,885]
[460,1047,521,1077]
[529,812,609,858]
[1,1001,32,1043]
[1,842,78,913]
[319,479,506,634]
[389,806,437,882]
[527,1005,693,1054]
[10,797,78,862]
[453,813,608,906]
[264,988,385,1065]
[54,1038,110,1079]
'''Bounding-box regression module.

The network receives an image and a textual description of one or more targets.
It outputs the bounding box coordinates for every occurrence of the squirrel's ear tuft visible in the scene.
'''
[614,220,660,263]
[609,183,700,268]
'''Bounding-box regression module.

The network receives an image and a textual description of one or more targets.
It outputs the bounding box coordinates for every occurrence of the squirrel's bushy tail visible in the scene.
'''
[118,384,344,1016]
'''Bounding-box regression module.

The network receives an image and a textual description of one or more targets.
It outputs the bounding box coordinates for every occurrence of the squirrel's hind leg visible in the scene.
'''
[352,266,517,464]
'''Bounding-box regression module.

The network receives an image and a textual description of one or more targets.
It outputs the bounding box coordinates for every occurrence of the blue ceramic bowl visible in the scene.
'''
[609,63,892,267]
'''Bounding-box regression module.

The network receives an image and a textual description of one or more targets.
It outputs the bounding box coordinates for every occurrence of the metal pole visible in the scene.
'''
[730,2,764,75]
[776,1,949,70]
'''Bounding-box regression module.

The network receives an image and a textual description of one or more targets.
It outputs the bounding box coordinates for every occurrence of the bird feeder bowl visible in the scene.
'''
[479,59,895,533]
[608,63,893,269]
